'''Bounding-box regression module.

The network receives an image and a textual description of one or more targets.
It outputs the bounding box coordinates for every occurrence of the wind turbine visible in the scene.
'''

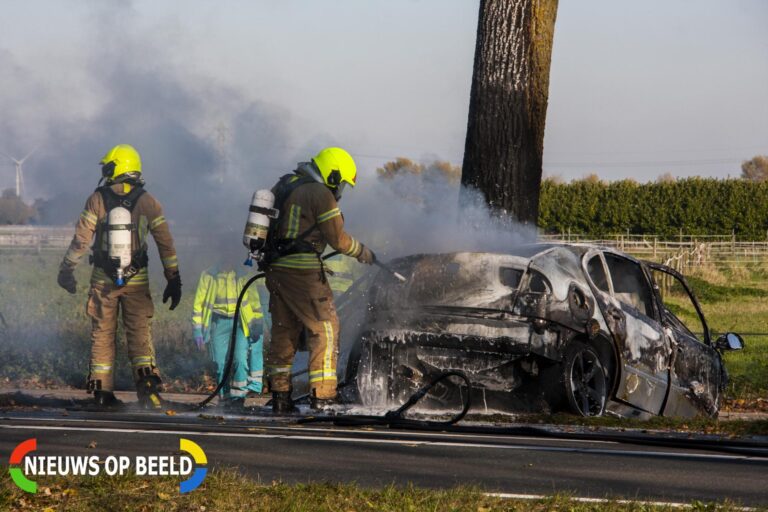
[1,147,36,200]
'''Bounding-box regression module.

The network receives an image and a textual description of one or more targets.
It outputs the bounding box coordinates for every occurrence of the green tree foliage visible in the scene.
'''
[741,155,768,182]
[0,188,37,224]
[539,177,768,240]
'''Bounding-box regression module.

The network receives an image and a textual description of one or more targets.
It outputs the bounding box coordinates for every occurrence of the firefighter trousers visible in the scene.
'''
[86,282,160,392]
[265,268,339,399]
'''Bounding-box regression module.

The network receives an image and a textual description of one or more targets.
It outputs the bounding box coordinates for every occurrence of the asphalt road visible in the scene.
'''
[1,407,767,506]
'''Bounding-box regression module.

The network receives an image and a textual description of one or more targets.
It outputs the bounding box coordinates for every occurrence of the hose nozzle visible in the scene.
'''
[373,260,407,283]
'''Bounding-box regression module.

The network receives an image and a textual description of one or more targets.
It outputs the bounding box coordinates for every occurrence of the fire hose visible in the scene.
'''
[299,369,472,428]
[194,251,407,410]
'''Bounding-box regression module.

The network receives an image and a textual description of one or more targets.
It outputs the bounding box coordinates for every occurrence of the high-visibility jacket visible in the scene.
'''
[192,267,263,341]
[325,255,359,294]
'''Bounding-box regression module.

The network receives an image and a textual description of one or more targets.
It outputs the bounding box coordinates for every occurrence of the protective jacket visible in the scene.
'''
[192,268,263,341]
[268,165,364,271]
[62,183,179,286]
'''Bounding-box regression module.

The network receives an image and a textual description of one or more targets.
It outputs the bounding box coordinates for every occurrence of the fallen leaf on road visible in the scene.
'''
[87,441,97,449]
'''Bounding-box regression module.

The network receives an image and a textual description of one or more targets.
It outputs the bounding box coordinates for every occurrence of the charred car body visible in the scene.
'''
[339,244,744,418]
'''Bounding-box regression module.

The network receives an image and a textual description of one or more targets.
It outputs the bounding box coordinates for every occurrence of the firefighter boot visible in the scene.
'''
[310,389,339,411]
[136,374,164,410]
[94,390,123,410]
[271,391,297,414]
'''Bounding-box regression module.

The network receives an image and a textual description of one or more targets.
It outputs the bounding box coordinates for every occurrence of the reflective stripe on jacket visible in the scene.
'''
[270,166,363,271]
[192,268,263,341]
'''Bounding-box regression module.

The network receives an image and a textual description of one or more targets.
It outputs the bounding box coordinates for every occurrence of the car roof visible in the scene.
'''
[388,242,640,267]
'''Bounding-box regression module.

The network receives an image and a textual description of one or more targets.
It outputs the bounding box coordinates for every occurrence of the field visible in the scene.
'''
[0,250,766,405]
[661,264,768,401]
[0,250,212,393]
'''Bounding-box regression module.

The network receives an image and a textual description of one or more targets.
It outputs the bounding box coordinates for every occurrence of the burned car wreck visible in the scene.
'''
[336,244,744,419]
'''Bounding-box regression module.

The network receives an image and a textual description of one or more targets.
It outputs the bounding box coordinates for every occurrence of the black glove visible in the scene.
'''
[357,244,376,265]
[249,321,264,341]
[162,275,182,311]
[57,267,77,294]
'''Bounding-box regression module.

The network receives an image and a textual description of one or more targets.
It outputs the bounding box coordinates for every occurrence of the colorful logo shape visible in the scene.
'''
[9,438,37,493]
[179,438,207,493]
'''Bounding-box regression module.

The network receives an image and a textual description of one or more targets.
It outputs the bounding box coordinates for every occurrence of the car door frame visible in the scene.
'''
[582,249,672,415]
[644,262,724,417]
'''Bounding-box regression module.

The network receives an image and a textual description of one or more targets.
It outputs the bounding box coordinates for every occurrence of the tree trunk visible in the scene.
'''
[461,0,558,226]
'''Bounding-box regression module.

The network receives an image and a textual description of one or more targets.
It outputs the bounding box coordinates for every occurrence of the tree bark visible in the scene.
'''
[461,0,558,226]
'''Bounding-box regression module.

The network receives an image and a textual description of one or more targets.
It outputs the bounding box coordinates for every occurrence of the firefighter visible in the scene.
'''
[57,144,181,409]
[192,265,265,405]
[263,147,374,412]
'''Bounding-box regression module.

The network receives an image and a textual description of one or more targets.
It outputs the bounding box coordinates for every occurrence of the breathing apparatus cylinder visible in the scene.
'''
[243,189,278,266]
[107,206,133,286]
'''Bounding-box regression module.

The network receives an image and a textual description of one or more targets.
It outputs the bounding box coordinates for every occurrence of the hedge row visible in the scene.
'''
[538,178,768,240]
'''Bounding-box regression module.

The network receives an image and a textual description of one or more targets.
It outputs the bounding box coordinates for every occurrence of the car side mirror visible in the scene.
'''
[715,332,744,351]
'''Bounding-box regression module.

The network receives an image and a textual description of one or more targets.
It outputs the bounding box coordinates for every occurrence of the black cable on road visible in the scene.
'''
[303,407,768,458]
[300,370,472,428]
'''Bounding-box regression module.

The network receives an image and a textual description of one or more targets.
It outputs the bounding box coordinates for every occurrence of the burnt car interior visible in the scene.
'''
[604,254,656,318]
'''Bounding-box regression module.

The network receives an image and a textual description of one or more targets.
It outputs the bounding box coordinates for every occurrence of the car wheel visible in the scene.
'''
[563,341,607,417]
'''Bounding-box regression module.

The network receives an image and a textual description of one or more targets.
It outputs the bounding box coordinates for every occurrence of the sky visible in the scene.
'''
[0,0,766,210]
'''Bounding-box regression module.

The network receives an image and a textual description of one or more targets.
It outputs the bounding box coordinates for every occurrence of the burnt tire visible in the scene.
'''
[562,341,607,417]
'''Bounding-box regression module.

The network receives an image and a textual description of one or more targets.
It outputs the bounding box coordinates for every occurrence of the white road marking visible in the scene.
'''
[0,415,618,445]
[0,423,762,462]
[484,492,756,510]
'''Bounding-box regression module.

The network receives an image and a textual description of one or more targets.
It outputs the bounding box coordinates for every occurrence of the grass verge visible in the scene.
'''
[0,468,754,511]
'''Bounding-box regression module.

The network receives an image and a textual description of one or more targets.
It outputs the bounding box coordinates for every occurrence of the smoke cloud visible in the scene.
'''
[342,171,537,261]
[0,2,532,271]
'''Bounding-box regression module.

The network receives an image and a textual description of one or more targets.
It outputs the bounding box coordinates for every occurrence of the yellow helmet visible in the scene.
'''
[312,147,357,189]
[99,144,142,182]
